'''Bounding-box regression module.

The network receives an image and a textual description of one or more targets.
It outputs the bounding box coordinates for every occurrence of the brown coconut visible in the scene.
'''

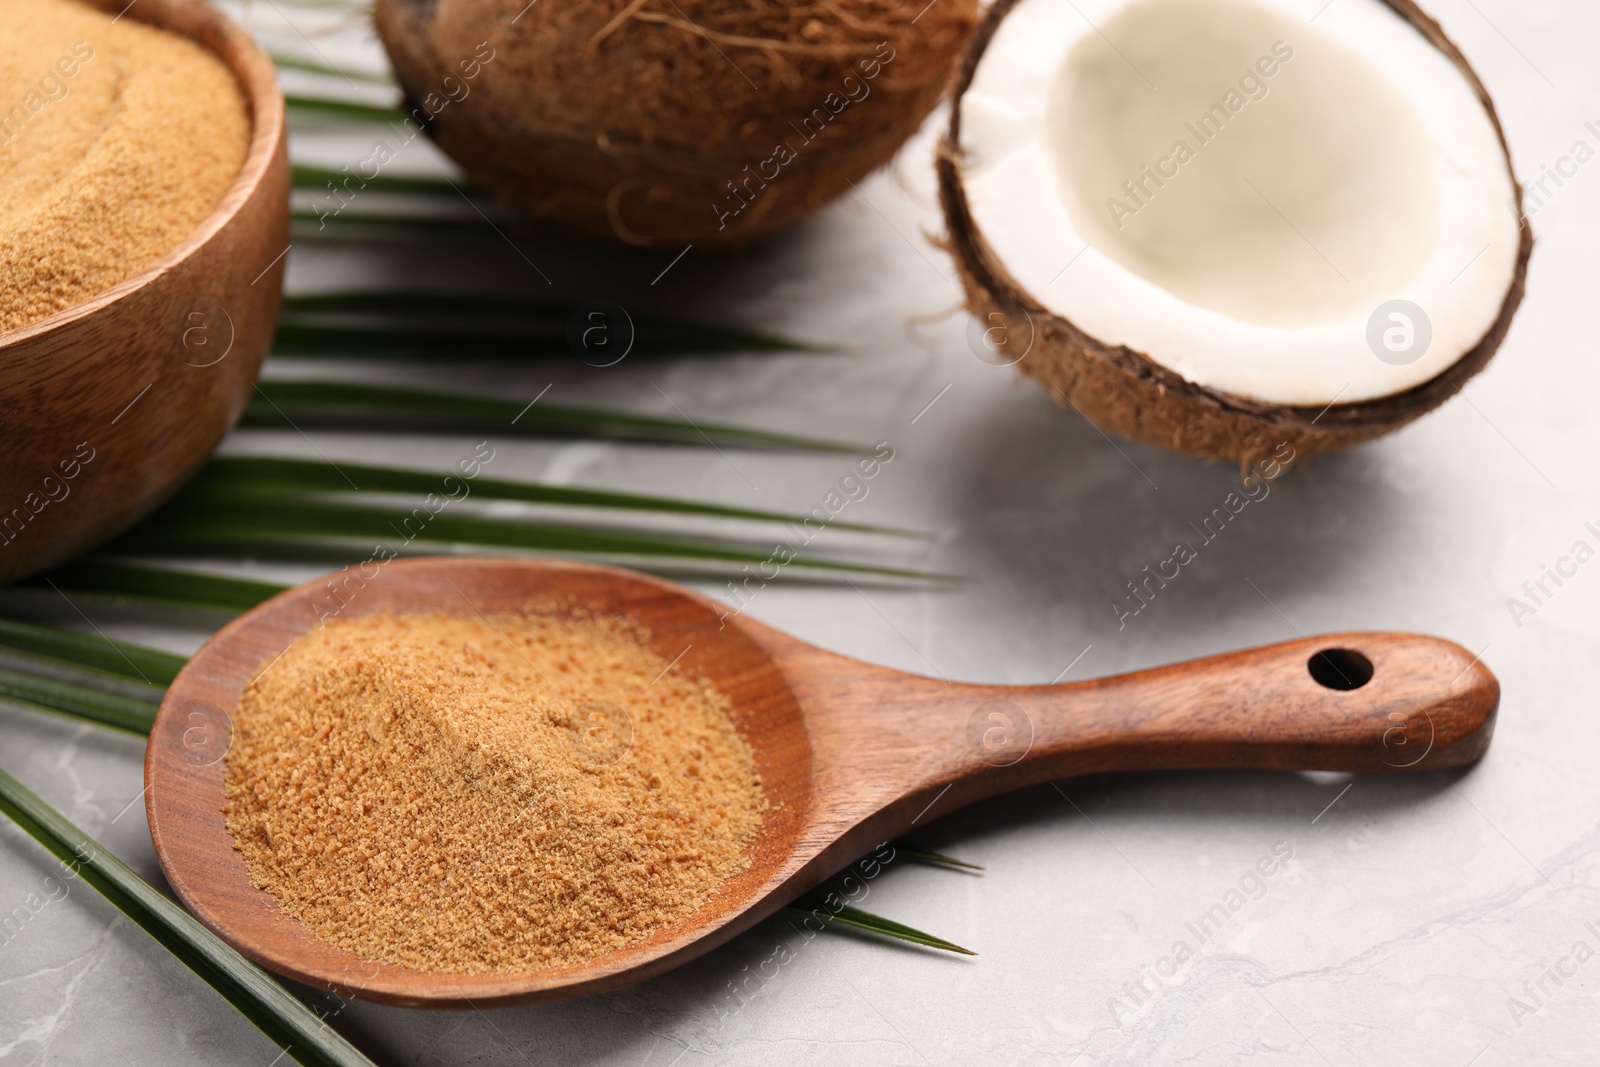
[936,0,1533,469]
[375,0,978,247]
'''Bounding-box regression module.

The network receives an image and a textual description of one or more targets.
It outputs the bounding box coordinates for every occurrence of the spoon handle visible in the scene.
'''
[991,631,1497,778]
[797,631,1497,835]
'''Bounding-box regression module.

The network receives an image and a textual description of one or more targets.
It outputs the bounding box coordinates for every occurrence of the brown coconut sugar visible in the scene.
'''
[223,611,765,973]
[0,0,250,334]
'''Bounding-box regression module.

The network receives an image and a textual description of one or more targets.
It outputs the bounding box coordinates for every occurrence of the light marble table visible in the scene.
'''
[2,0,1597,1063]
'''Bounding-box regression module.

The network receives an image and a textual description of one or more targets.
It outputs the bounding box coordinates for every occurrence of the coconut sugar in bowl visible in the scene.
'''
[0,0,288,582]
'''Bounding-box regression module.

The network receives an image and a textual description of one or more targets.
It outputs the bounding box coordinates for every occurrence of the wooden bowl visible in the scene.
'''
[0,0,288,583]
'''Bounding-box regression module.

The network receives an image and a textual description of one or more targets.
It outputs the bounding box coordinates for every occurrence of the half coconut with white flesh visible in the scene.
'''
[938,0,1531,466]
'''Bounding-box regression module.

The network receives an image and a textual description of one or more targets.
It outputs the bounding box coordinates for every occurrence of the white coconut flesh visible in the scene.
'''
[956,0,1520,406]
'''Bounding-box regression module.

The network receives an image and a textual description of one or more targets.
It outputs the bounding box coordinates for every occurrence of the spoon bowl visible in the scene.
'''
[146,557,1498,1007]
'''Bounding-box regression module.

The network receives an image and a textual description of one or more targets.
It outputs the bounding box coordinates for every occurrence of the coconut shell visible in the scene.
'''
[937,0,1533,469]
[375,0,978,247]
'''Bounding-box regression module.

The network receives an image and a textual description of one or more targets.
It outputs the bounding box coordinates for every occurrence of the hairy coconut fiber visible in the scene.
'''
[937,0,1532,470]
[375,0,978,247]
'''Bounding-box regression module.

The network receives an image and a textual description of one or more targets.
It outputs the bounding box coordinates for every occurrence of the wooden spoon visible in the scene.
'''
[145,557,1497,1007]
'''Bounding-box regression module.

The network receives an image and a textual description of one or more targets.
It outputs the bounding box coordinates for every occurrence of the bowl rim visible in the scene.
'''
[0,0,287,351]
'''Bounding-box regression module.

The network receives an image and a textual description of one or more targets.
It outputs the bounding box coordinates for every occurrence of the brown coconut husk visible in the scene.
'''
[936,0,1533,469]
[376,0,978,247]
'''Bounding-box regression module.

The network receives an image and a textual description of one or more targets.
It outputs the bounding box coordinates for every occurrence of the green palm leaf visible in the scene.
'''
[0,767,376,1067]
[897,847,986,871]
[0,666,157,734]
[114,497,938,580]
[285,93,404,125]
[31,561,287,614]
[291,210,491,238]
[190,456,920,536]
[292,164,458,199]
[272,290,825,357]
[245,379,870,452]
[785,895,975,955]
[0,616,186,684]
[0,647,167,708]
[269,320,762,359]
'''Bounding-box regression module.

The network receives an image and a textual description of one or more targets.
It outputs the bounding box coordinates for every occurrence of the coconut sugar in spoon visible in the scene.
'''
[146,557,1497,1007]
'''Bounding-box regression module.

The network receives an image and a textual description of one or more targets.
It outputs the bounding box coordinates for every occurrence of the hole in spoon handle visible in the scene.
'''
[1306,647,1374,691]
[1006,632,1500,776]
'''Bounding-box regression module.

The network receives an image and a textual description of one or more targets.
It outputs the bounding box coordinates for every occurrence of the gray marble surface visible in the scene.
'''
[3,0,1598,1063]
